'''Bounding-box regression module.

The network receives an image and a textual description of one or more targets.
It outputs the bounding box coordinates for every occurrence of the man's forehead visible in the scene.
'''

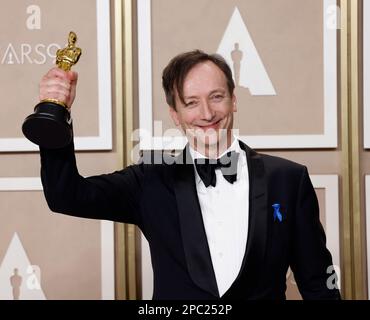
[185,61,224,78]
[182,64,228,91]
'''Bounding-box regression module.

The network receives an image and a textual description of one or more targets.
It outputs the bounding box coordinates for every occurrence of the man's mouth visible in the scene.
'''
[197,119,222,131]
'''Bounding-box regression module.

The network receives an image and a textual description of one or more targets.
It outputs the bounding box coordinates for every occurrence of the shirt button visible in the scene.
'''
[218,252,223,258]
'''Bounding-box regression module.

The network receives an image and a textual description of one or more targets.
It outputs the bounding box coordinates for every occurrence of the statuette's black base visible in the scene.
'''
[22,101,72,149]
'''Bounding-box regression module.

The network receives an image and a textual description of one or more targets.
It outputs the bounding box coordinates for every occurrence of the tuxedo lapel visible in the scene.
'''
[173,141,269,298]
[236,141,269,289]
[173,146,219,297]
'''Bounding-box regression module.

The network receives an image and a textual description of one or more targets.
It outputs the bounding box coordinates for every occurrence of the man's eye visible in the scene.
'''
[210,94,224,101]
[185,101,197,107]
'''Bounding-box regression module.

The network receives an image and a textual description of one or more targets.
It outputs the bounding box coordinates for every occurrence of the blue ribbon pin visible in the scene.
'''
[272,203,283,222]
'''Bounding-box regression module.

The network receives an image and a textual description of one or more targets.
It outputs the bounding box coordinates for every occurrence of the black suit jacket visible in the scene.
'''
[40,140,340,300]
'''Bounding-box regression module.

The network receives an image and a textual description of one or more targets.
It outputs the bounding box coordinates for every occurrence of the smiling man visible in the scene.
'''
[38,50,340,300]
[164,53,237,158]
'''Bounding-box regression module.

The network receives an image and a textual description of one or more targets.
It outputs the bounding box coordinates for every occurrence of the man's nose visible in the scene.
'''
[200,100,215,121]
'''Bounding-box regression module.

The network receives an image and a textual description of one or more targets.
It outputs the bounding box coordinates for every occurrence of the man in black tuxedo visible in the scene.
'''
[39,50,340,300]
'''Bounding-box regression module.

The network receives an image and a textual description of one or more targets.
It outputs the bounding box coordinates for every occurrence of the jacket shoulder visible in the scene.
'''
[258,153,306,172]
[130,150,176,184]
[240,140,306,174]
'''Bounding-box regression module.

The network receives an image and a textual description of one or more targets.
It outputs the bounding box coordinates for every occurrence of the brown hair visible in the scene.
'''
[162,50,235,109]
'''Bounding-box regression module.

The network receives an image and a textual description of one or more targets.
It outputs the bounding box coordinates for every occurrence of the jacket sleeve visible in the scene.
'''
[290,167,341,300]
[39,141,144,226]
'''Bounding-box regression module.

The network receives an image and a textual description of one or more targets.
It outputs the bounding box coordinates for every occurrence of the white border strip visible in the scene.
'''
[0,177,115,300]
[138,0,337,149]
[93,0,112,151]
[0,177,43,191]
[138,0,153,149]
[310,175,340,269]
[364,1,370,148]
[366,175,370,299]
[1,0,112,152]
[100,220,115,300]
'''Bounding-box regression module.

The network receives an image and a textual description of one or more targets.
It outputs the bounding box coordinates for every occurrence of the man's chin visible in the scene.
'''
[188,133,230,154]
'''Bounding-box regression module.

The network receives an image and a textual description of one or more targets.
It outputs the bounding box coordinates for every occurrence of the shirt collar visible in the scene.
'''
[189,136,240,160]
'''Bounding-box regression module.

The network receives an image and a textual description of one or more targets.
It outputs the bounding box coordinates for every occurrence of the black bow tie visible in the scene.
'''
[194,151,240,187]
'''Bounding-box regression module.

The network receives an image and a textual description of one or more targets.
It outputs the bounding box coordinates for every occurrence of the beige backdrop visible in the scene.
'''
[0,0,118,300]
[0,0,99,138]
[151,0,324,136]
[0,0,346,300]
[0,191,101,299]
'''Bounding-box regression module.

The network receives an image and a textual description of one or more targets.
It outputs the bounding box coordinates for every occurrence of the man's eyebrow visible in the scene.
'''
[183,95,199,100]
[209,88,226,95]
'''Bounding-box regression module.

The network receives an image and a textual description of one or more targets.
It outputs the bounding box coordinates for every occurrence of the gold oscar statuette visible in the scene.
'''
[22,31,82,149]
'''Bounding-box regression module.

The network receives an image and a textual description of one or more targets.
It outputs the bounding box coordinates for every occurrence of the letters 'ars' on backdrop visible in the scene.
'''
[138,0,338,150]
[0,0,112,152]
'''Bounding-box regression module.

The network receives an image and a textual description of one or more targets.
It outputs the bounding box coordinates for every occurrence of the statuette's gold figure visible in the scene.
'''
[56,31,82,71]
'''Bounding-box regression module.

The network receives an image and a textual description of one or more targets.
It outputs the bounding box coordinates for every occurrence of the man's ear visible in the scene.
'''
[169,106,180,126]
[232,94,237,112]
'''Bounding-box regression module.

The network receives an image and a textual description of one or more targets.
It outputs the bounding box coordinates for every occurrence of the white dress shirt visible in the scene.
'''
[189,138,249,297]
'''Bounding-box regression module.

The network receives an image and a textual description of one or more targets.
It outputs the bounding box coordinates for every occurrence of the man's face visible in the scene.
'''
[169,61,236,153]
